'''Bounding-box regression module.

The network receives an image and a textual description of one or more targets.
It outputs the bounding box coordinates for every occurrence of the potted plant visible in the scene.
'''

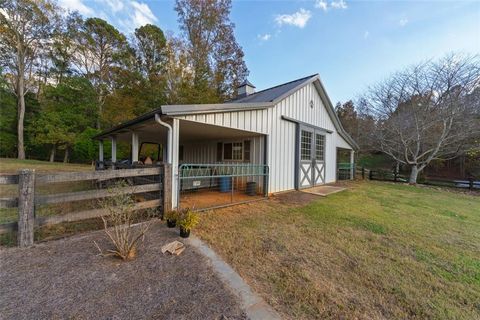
[177,208,200,238]
[164,210,178,228]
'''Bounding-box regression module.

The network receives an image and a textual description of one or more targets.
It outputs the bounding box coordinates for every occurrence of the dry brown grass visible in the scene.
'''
[196,181,480,319]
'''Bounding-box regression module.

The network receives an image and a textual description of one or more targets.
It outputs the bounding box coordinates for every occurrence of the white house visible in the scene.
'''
[95,74,358,209]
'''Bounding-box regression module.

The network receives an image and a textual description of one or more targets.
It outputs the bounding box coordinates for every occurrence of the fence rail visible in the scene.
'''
[0,165,172,247]
[357,166,479,190]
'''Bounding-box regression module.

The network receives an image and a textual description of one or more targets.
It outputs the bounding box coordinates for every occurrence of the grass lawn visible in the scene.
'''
[0,158,92,173]
[196,181,480,319]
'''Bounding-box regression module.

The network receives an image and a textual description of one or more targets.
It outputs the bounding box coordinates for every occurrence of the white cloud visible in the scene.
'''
[275,8,312,28]
[258,33,271,41]
[315,0,328,11]
[330,0,348,10]
[57,0,158,33]
[58,0,93,15]
[399,18,409,27]
[102,0,125,12]
[364,31,369,39]
[129,1,158,28]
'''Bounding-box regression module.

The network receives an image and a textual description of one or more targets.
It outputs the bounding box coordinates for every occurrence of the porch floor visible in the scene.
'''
[300,185,347,197]
[180,189,265,210]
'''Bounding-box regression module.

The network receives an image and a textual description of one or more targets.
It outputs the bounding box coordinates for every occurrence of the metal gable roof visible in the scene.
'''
[93,73,358,150]
[228,74,318,103]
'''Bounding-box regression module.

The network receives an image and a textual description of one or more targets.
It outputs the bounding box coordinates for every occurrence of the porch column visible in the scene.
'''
[350,150,355,180]
[111,136,117,163]
[131,131,139,163]
[171,118,180,209]
[98,140,104,162]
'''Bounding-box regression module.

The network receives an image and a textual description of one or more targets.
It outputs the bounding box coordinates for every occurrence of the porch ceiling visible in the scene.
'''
[107,118,263,145]
[113,118,169,143]
[179,119,263,143]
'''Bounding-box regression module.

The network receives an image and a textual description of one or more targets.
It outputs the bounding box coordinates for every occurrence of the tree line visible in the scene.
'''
[0,0,248,162]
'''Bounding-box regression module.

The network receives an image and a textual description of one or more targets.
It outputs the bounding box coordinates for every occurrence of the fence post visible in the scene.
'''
[394,168,398,182]
[18,169,35,247]
[469,177,474,191]
[163,164,172,215]
[369,170,373,180]
[362,167,365,180]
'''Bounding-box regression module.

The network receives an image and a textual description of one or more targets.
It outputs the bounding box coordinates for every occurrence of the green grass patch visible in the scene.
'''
[0,157,91,173]
[197,181,480,319]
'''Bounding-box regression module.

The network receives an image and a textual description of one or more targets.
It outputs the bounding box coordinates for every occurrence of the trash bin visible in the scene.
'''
[219,176,231,193]
[246,181,257,196]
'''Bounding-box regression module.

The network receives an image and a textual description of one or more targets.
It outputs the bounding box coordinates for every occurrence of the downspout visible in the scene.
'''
[154,113,172,164]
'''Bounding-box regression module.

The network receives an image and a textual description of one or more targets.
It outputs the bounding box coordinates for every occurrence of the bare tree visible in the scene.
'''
[362,54,480,183]
[0,0,60,159]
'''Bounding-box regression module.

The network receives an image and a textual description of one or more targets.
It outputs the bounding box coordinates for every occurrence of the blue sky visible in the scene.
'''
[59,0,480,103]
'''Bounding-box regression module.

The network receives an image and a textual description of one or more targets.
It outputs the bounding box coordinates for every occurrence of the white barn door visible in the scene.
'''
[313,133,325,185]
[298,126,326,188]
[299,128,314,188]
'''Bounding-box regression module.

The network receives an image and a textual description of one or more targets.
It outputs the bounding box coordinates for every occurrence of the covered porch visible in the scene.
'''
[336,147,355,180]
[95,115,268,210]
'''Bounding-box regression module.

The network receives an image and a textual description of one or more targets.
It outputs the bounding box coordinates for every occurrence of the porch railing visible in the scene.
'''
[337,162,354,180]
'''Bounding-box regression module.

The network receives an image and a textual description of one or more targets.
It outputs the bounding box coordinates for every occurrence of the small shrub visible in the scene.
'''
[164,210,178,221]
[94,181,153,260]
[177,208,200,232]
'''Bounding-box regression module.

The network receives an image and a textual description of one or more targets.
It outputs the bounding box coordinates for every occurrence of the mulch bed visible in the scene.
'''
[0,221,246,319]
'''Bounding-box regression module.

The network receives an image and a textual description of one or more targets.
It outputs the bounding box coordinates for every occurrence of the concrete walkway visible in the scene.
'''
[301,185,346,197]
[187,235,281,320]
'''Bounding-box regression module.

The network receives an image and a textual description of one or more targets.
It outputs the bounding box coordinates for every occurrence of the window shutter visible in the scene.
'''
[244,140,251,162]
[224,143,233,160]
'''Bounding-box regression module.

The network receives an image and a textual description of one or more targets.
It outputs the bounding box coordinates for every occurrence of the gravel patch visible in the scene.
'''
[0,220,247,319]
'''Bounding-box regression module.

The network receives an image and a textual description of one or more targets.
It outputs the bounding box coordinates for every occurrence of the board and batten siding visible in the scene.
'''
[175,82,353,193]
[336,133,352,150]
[178,109,269,135]
[267,82,338,192]
[181,136,264,165]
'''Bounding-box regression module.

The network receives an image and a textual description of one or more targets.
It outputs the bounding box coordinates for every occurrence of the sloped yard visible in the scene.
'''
[196,181,480,319]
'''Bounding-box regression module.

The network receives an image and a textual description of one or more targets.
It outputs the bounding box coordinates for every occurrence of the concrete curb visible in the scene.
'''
[186,235,281,320]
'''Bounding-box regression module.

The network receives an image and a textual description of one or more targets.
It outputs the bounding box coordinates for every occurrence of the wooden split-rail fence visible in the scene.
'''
[0,165,172,247]
[357,166,479,190]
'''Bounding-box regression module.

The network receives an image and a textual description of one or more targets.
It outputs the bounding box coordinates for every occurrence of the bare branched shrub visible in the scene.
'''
[94,180,153,260]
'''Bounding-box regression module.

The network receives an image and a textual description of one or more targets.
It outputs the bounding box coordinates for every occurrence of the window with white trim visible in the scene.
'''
[223,141,248,161]
[301,130,312,161]
[315,134,325,161]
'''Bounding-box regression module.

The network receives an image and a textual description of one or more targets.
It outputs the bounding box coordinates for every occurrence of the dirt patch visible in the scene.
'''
[0,221,246,319]
[269,190,320,206]
[180,189,264,210]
